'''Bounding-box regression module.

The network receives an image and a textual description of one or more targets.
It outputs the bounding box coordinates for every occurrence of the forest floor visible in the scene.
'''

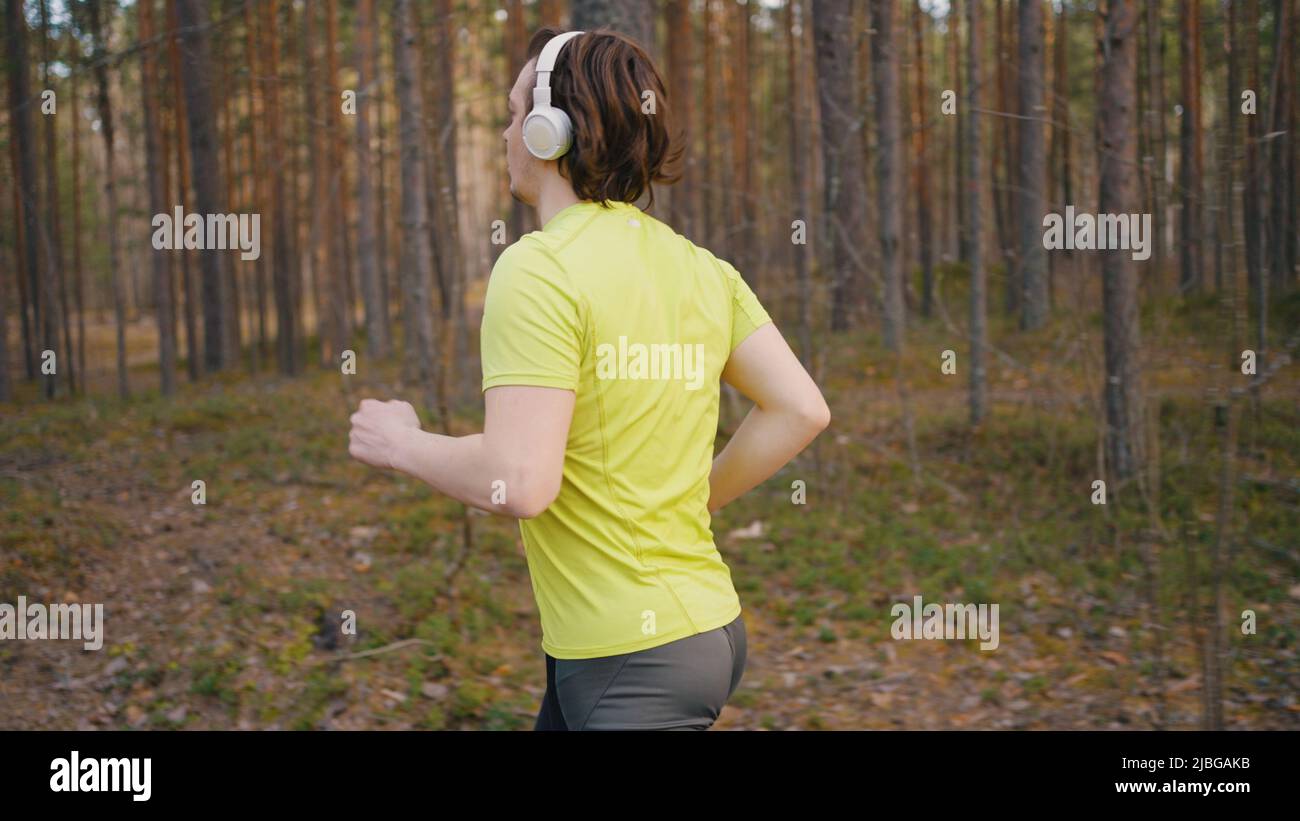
[2,282,1298,730]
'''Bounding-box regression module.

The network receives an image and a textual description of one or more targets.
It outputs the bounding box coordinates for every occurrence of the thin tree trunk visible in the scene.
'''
[40,0,69,398]
[702,0,716,251]
[70,56,86,391]
[1050,1,1071,307]
[216,1,241,368]
[1145,1,1167,278]
[176,0,231,373]
[325,0,352,368]
[1178,0,1204,294]
[355,0,387,361]
[243,0,267,366]
[666,0,695,237]
[871,0,904,351]
[263,0,297,375]
[0,166,9,400]
[965,0,986,425]
[913,1,934,319]
[141,0,177,395]
[994,0,1016,316]
[86,0,130,398]
[1242,0,1264,362]
[5,0,43,389]
[505,0,530,242]
[1098,0,1145,483]
[375,1,391,344]
[953,7,966,264]
[392,0,437,410]
[1017,0,1048,330]
[787,0,813,367]
[813,0,868,332]
[1266,0,1292,297]
[302,1,326,367]
[168,0,201,382]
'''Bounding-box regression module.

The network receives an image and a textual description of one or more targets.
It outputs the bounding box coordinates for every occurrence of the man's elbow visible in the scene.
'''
[502,469,561,520]
[799,396,831,435]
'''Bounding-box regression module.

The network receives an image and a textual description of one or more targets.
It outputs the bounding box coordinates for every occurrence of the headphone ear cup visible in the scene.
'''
[548,107,574,157]
[523,106,573,161]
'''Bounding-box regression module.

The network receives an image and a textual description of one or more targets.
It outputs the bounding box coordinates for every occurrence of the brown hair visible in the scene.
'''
[523,27,683,210]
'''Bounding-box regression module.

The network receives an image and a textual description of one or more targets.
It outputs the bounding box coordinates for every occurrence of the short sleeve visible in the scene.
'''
[720,257,772,354]
[480,240,582,392]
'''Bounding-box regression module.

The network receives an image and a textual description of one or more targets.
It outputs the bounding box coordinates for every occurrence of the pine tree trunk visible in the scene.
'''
[913,1,934,319]
[665,0,695,237]
[39,0,69,398]
[871,0,904,351]
[1145,1,1167,277]
[787,0,813,367]
[393,0,438,409]
[265,0,299,375]
[167,0,201,381]
[87,0,130,398]
[70,57,87,390]
[1266,0,1292,297]
[141,0,178,395]
[1179,0,1204,294]
[964,0,986,425]
[5,0,43,389]
[1017,0,1048,330]
[813,0,868,332]
[1098,0,1145,482]
[355,0,388,361]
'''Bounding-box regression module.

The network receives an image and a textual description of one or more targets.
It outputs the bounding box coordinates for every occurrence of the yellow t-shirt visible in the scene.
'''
[479,199,772,659]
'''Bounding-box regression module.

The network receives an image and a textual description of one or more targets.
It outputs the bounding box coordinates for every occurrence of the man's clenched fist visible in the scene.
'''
[348,398,421,471]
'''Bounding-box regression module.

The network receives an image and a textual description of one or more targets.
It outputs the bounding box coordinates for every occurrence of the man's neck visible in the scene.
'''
[535,174,583,229]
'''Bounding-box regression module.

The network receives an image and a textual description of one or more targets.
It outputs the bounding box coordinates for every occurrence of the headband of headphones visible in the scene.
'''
[532,30,584,110]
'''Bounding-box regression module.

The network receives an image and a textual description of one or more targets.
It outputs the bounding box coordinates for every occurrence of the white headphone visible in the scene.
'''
[523,30,585,161]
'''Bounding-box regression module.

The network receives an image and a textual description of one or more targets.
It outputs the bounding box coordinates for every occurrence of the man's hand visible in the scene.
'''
[348,398,422,471]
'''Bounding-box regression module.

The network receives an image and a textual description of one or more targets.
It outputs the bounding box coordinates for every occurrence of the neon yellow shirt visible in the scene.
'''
[479,199,772,659]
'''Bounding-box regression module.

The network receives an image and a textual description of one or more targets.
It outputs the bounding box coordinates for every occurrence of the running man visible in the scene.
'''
[348,26,830,730]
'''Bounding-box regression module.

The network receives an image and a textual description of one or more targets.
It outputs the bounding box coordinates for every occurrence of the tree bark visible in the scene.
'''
[912,1,934,318]
[1144,1,1167,278]
[392,0,438,409]
[813,0,868,332]
[1098,0,1146,482]
[87,0,130,398]
[175,0,230,373]
[167,0,201,382]
[39,0,70,398]
[1266,0,1292,296]
[787,0,813,367]
[665,0,694,237]
[355,0,388,361]
[965,0,986,425]
[324,0,352,368]
[265,0,298,375]
[1017,0,1048,330]
[141,0,178,395]
[1178,0,1204,294]
[871,0,904,351]
[5,0,43,389]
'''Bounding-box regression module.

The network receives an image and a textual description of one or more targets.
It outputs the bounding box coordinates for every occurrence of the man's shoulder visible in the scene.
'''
[491,234,564,278]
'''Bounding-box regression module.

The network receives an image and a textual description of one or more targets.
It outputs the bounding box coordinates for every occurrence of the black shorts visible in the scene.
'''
[533,612,748,731]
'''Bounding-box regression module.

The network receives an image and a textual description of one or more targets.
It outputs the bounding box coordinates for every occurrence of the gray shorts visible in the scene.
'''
[534,612,747,731]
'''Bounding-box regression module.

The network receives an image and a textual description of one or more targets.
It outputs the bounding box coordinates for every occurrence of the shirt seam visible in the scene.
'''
[588,287,700,638]
[482,372,577,390]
